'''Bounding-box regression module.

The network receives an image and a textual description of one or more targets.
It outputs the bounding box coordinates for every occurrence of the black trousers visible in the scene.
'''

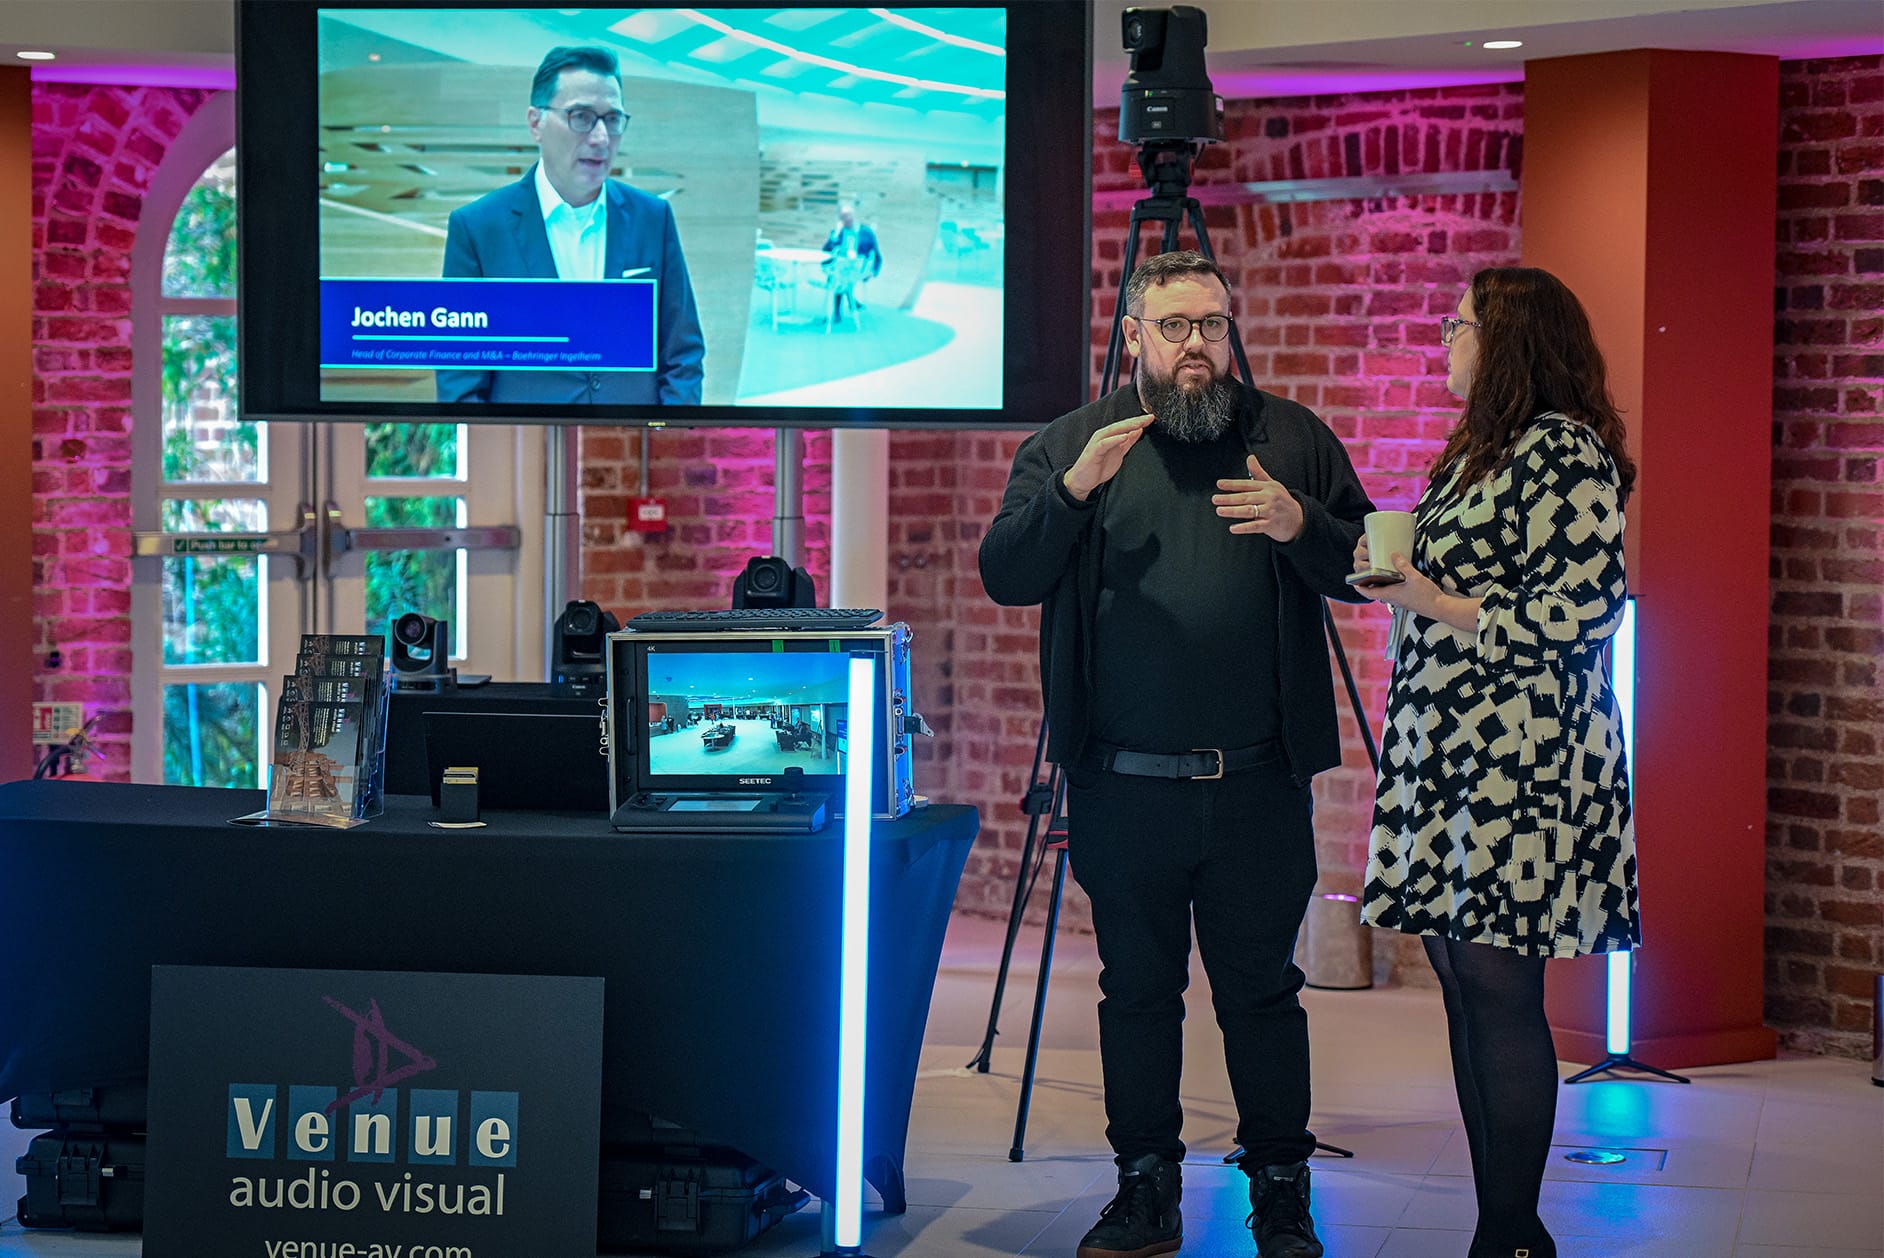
[1065,758,1320,1168]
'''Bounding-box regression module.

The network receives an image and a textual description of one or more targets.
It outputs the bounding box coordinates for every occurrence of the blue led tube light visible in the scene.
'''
[1608,599,1637,1055]
[832,655,876,1252]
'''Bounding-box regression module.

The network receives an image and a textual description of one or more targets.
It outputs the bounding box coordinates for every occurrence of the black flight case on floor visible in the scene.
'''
[11,1087,149,1231]
[598,1118,808,1255]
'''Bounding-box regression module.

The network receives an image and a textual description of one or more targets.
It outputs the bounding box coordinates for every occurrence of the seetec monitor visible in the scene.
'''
[237,1,1092,429]
[605,626,914,819]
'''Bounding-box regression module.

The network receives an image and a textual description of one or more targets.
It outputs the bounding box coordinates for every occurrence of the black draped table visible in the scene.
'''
[0,781,976,1212]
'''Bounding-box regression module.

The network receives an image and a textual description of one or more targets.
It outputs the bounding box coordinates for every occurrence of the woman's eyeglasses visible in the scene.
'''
[1439,315,1483,346]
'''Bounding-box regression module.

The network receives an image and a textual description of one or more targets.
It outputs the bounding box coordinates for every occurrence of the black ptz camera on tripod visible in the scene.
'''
[1119,5,1223,147]
[1103,6,1244,397]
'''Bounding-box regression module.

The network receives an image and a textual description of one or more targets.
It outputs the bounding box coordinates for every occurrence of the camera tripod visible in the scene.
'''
[966,136,1374,1163]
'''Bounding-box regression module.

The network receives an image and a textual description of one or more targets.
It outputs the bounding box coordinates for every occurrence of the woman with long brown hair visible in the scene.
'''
[1353,266,1640,1258]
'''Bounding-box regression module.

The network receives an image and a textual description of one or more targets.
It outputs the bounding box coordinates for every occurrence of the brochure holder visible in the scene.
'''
[231,634,391,828]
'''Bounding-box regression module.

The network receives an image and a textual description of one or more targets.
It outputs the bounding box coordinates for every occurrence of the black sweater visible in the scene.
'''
[978,382,1376,782]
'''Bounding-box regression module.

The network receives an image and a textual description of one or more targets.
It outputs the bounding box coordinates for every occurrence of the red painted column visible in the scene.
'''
[1526,50,1779,1066]
[0,68,32,783]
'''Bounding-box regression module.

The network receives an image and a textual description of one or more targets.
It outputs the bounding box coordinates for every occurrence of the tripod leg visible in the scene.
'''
[1010,840,1069,1162]
[966,810,1042,1072]
[1180,198,1259,389]
[1160,209,1184,254]
[1103,209,1149,395]
[1324,600,1381,775]
[1223,1138,1356,1165]
[967,735,1055,1073]
[1183,197,1214,261]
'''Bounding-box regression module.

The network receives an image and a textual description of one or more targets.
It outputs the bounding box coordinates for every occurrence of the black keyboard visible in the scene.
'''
[624,607,883,632]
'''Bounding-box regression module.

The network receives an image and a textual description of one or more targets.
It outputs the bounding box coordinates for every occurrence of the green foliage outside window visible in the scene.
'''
[161,314,256,483]
[163,681,260,788]
[161,153,253,484]
[163,161,236,299]
[365,495,462,650]
[158,153,264,789]
[365,422,459,479]
[161,498,265,532]
[162,555,260,666]
[159,500,264,667]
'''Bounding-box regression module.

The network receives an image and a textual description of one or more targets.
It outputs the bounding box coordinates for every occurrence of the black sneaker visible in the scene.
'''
[1075,1153,1182,1258]
[1246,1161,1323,1258]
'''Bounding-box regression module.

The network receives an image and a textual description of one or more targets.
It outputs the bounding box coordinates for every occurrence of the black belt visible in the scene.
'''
[1086,740,1283,781]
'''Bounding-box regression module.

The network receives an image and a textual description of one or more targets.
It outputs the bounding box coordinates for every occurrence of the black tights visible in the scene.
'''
[1422,935,1559,1258]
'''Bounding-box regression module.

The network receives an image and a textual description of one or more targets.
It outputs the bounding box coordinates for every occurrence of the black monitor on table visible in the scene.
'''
[421,709,612,812]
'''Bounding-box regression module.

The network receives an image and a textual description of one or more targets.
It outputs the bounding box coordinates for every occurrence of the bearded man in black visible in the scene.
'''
[980,250,1374,1258]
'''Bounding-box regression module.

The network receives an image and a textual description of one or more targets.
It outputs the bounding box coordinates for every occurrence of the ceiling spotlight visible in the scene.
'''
[15,51,57,62]
[1483,40,1525,50]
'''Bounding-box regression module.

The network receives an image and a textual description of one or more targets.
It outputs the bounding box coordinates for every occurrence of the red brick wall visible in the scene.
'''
[1767,53,1884,1061]
[30,84,213,777]
[888,428,1040,912]
[577,426,813,610]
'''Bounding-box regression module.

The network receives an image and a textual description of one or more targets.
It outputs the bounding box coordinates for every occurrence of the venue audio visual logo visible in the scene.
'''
[224,995,519,1215]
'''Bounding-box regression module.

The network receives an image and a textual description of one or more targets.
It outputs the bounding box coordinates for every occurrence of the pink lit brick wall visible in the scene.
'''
[576,426,823,611]
[30,84,213,779]
[1766,54,1884,1062]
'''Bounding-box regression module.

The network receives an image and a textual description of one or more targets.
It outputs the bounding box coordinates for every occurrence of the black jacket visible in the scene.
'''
[979,382,1375,782]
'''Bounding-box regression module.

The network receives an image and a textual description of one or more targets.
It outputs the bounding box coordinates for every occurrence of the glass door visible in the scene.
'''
[129,148,545,787]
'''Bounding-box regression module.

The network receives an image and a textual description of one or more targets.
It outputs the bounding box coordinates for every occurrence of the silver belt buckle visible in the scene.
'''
[1190,748,1224,780]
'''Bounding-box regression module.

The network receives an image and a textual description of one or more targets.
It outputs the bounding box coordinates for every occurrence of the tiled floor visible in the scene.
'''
[2,912,1879,1256]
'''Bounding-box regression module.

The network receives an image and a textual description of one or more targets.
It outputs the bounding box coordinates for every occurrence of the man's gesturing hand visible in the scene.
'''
[1062,413,1155,502]
[1214,453,1304,542]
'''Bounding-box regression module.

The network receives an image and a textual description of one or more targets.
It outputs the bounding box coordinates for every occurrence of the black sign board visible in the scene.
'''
[145,966,603,1257]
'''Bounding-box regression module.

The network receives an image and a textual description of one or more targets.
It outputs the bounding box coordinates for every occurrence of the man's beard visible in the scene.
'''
[1139,363,1236,443]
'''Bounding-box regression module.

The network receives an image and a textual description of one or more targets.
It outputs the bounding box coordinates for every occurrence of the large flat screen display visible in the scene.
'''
[238,0,1092,428]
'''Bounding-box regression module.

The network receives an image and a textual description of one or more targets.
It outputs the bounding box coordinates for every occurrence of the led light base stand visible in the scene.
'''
[1565,602,1688,1087]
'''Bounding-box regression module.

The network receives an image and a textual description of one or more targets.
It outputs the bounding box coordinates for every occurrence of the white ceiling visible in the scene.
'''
[1095,0,1884,97]
[0,0,1880,93]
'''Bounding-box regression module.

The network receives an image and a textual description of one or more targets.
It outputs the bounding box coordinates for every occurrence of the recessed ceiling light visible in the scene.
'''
[15,51,57,62]
[1483,40,1524,50]
[367,52,381,62]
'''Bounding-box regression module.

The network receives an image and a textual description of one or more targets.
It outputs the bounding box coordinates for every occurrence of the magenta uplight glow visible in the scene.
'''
[30,62,236,90]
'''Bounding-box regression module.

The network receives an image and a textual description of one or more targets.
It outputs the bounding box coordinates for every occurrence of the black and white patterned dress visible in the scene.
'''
[1361,416,1640,958]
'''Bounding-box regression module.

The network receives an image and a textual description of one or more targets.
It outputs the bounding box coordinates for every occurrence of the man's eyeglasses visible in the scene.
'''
[543,106,630,137]
[1136,314,1233,344]
[1439,315,1482,346]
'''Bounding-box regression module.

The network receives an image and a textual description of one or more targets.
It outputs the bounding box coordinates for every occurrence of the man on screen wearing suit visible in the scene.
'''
[436,45,704,406]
